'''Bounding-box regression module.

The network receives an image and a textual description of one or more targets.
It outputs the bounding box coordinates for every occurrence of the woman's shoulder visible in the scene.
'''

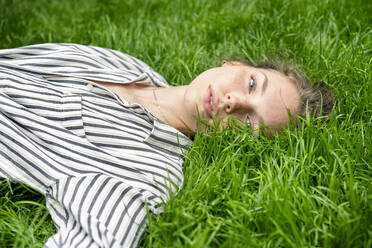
[0,43,170,87]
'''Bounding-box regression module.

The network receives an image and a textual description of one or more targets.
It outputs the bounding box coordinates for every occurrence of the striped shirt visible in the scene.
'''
[0,43,191,247]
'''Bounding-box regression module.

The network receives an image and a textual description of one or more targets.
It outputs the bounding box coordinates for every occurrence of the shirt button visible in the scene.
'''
[86,83,94,91]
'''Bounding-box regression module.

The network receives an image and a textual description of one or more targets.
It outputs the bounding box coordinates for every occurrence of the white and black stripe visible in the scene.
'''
[0,43,191,248]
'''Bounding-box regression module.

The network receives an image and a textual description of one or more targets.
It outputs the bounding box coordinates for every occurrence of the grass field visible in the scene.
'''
[0,0,371,247]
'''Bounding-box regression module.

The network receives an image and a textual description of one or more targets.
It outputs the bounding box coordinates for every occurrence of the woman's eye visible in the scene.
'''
[246,119,251,129]
[249,78,255,92]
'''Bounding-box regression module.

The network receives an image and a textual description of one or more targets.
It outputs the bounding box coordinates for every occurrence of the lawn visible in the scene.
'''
[0,0,371,247]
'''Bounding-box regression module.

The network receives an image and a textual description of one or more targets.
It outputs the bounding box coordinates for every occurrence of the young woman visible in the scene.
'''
[0,43,333,247]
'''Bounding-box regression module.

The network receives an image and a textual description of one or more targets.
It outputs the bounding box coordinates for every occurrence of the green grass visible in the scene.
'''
[0,0,371,247]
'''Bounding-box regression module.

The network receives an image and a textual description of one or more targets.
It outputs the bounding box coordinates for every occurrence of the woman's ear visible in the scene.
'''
[222,61,248,67]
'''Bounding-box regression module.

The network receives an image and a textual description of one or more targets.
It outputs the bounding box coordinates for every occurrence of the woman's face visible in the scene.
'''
[183,62,300,135]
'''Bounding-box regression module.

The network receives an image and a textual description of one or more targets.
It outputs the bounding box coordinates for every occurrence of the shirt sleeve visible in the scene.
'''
[0,43,170,87]
[44,174,158,248]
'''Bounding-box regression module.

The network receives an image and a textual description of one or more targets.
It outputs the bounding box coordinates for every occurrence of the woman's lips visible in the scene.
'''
[203,85,217,119]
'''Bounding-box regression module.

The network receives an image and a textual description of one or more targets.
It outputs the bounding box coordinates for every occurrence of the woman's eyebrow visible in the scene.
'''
[254,114,265,129]
[261,71,268,96]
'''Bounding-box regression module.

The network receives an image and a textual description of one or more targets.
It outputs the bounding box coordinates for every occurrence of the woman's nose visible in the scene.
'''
[224,93,248,114]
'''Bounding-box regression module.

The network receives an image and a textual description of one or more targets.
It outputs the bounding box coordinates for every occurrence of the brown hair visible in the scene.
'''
[240,60,335,123]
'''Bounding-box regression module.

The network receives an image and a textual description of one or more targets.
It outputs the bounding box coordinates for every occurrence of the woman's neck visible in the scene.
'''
[94,81,194,136]
[150,85,194,136]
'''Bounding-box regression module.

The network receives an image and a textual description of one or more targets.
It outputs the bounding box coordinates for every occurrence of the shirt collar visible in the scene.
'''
[144,119,192,158]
